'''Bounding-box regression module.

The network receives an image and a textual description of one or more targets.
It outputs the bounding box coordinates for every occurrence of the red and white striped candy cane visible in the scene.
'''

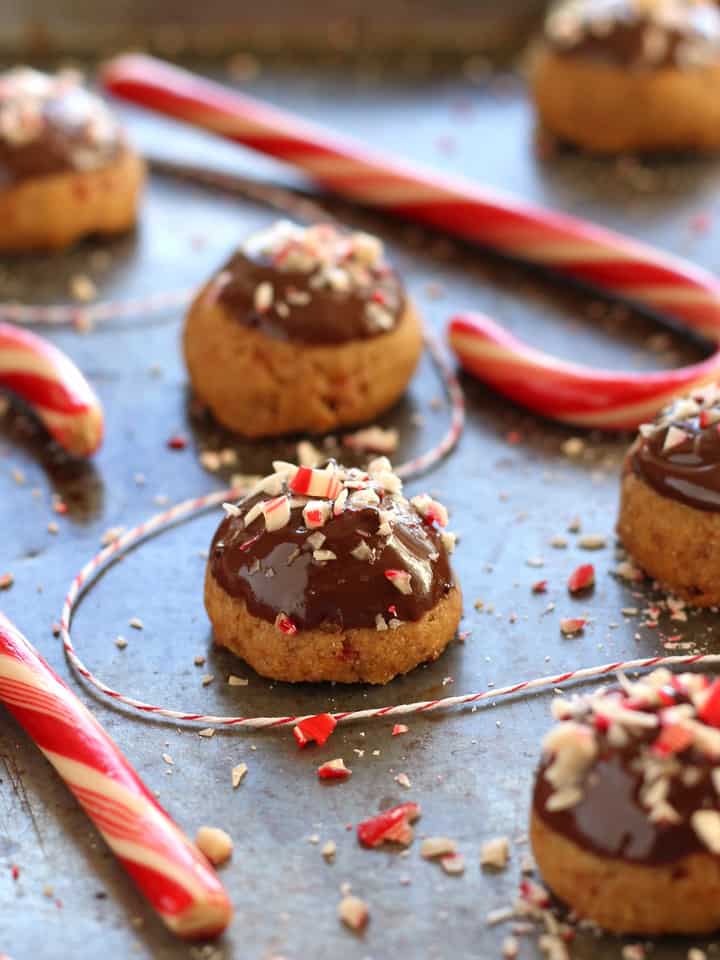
[0,323,103,457]
[102,54,720,429]
[0,612,232,938]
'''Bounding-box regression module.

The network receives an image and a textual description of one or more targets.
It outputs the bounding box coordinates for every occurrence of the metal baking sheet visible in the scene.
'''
[2,57,719,960]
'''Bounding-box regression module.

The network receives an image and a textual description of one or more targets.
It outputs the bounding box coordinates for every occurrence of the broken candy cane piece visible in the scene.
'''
[317,758,351,780]
[560,617,586,636]
[567,564,595,594]
[384,569,412,595]
[262,495,291,532]
[274,613,297,635]
[342,425,398,454]
[663,426,689,451]
[357,802,420,848]
[652,723,694,757]
[293,713,337,748]
[288,465,342,499]
[411,493,448,528]
[303,500,331,529]
[333,488,348,516]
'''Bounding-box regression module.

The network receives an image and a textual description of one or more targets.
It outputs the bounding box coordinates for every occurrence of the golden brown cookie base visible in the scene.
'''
[183,288,424,438]
[618,467,720,606]
[531,810,720,934]
[204,567,462,684]
[531,50,720,153]
[0,147,145,253]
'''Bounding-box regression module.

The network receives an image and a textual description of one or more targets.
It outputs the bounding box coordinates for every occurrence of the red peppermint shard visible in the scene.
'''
[560,617,586,636]
[652,723,694,757]
[293,713,337,748]
[567,564,595,594]
[357,802,421,848]
[700,679,720,728]
[274,612,297,635]
[167,434,187,450]
[531,579,548,594]
[317,758,351,780]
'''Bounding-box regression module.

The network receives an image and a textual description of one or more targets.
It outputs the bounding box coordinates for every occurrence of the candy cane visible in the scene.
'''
[0,612,232,937]
[0,323,103,457]
[57,482,717,727]
[102,53,720,429]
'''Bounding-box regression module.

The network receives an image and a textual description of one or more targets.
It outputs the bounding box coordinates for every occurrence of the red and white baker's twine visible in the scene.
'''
[0,613,232,936]
[58,479,716,728]
[0,287,194,328]
[103,53,720,430]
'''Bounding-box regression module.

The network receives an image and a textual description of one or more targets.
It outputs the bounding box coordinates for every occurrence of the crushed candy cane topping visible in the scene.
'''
[210,459,457,633]
[0,67,122,169]
[536,669,720,859]
[237,220,403,333]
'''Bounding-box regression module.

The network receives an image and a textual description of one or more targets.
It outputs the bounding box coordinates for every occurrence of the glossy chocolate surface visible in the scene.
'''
[533,676,720,866]
[0,69,123,186]
[546,0,720,69]
[209,478,453,631]
[631,394,720,511]
[214,222,406,344]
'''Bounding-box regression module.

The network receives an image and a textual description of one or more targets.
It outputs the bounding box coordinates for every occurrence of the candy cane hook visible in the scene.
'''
[0,612,232,937]
[102,53,720,429]
[0,323,103,456]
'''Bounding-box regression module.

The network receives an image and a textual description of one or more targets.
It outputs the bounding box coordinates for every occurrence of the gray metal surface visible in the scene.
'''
[1,59,719,960]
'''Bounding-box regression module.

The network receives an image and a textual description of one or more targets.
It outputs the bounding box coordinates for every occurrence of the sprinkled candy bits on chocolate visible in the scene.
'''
[0,67,123,179]
[546,0,720,71]
[214,220,406,343]
[531,668,720,933]
[210,458,456,634]
[205,458,462,683]
[631,384,720,511]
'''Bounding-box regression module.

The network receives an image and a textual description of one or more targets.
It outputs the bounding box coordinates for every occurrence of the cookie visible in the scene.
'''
[204,457,461,683]
[183,220,423,438]
[618,384,720,605]
[531,668,720,934]
[0,67,145,252]
[530,0,720,153]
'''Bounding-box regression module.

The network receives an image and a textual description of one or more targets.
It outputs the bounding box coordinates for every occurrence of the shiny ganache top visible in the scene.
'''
[208,469,454,632]
[0,68,124,186]
[212,220,406,344]
[545,0,720,69]
[533,670,720,866]
[631,390,720,511]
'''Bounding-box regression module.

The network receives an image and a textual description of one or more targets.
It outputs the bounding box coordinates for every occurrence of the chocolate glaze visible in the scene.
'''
[209,485,453,631]
[547,0,720,69]
[0,70,124,186]
[631,414,720,511]
[533,679,720,867]
[214,247,405,344]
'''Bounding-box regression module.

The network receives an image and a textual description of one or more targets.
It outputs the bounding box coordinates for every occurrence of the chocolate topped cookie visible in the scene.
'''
[531,0,720,152]
[618,384,720,604]
[184,220,424,438]
[531,668,720,933]
[0,67,145,252]
[204,458,462,683]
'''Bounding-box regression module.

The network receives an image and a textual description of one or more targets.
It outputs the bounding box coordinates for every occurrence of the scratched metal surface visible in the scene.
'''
[1,58,719,960]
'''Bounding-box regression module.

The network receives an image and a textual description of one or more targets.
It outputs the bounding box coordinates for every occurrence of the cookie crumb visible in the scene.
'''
[195,826,233,865]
